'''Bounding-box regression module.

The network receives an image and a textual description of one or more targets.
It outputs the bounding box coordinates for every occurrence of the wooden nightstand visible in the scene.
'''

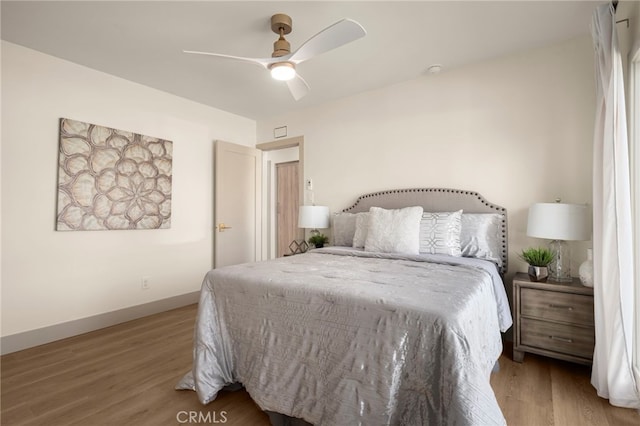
[512,272,594,365]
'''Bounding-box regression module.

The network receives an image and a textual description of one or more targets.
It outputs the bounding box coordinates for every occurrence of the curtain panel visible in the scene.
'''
[590,2,639,409]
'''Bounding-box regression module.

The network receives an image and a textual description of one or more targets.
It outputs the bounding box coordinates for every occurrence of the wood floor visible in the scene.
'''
[1,304,638,426]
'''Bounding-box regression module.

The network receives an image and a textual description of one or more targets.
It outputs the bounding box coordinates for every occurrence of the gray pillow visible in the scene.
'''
[460,213,504,267]
[332,212,357,247]
[419,210,463,256]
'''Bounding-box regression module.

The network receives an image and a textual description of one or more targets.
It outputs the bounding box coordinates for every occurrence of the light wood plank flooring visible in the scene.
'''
[2,304,638,425]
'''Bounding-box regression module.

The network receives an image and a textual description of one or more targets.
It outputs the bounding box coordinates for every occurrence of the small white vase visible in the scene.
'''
[579,248,594,287]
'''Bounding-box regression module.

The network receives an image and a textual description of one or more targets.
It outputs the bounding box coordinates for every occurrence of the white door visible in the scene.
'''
[214,141,262,268]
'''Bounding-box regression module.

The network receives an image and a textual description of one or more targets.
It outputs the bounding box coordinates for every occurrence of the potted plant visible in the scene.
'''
[308,233,329,249]
[519,247,554,282]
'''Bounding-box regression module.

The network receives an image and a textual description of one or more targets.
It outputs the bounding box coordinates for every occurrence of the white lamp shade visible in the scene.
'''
[527,203,590,241]
[298,206,329,229]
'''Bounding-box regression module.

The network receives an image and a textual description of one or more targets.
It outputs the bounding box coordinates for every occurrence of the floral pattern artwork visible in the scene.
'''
[56,118,172,231]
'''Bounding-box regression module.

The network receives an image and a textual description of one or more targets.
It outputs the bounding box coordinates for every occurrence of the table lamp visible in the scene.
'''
[526,202,590,282]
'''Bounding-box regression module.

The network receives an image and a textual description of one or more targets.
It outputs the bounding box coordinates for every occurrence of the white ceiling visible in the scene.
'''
[1,1,599,120]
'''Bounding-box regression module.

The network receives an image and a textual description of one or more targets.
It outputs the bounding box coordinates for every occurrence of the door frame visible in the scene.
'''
[257,136,304,259]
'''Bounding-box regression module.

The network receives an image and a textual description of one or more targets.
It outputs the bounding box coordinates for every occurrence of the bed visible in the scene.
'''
[177,188,513,425]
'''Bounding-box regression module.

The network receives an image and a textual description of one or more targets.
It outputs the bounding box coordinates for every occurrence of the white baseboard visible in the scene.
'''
[0,292,199,355]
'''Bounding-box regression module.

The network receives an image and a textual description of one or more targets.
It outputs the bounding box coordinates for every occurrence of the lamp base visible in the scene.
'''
[548,240,573,282]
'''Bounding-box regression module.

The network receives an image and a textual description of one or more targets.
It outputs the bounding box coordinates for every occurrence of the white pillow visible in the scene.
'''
[460,213,504,267]
[419,210,463,256]
[352,212,369,248]
[364,206,424,254]
[332,213,357,247]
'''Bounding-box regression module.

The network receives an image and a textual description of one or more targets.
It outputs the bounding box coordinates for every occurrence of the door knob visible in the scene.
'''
[217,223,232,232]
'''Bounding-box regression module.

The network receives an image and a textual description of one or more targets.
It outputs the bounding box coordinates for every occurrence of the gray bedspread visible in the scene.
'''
[176,248,512,425]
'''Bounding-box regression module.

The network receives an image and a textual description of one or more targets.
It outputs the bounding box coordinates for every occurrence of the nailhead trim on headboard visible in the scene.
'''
[342,188,508,274]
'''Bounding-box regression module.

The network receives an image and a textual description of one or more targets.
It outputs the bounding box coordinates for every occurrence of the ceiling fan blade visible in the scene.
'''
[183,50,281,69]
[289,18,366,64]
[287,74,310,101]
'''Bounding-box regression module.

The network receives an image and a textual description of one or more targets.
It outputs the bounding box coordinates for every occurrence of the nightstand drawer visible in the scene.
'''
[520,317,595,359]
[521,288,594,326]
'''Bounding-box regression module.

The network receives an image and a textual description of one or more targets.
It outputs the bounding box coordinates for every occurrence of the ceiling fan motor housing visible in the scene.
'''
[273,38,291,57]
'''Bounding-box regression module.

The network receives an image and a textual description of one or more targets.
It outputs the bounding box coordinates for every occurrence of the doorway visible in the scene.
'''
[257,136,305,259]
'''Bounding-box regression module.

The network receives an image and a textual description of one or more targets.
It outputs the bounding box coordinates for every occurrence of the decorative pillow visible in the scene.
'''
[460,213,504,267]
[332,213,358,247]
[352,212,370,248]
[419,210,463,256]
[364,206,424,254]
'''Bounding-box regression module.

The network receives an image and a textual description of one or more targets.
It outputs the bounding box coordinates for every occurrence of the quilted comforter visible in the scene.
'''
[177,248,512,425]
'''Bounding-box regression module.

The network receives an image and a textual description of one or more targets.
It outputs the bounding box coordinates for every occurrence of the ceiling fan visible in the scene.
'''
[184,14,366,101]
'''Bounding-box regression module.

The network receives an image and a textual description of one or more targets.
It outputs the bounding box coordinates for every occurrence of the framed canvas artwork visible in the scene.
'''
[56,118,173,231]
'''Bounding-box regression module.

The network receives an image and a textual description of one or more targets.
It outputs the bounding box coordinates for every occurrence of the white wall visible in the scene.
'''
[634,1,640,44]
[1,42,256,337]
[257,36,596,280]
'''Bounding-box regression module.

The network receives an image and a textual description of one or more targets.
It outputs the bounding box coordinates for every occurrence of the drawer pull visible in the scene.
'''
[549,304,573,311]
[550,335,573,343]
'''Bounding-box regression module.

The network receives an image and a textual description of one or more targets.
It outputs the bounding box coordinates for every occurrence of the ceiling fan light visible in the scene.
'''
[270,62,296,81]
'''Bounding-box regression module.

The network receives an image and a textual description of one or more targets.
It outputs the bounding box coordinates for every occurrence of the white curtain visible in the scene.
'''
[591,3,640,409]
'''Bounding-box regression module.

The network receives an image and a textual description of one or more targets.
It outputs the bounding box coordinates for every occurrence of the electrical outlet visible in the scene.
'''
[141,276,150,290]
[305,179,313,190]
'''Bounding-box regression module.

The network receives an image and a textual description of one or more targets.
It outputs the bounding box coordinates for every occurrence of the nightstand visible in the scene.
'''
[512,272,594,365]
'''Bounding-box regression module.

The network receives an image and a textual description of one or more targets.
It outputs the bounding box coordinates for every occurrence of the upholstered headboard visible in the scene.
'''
[342,188,508,272]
